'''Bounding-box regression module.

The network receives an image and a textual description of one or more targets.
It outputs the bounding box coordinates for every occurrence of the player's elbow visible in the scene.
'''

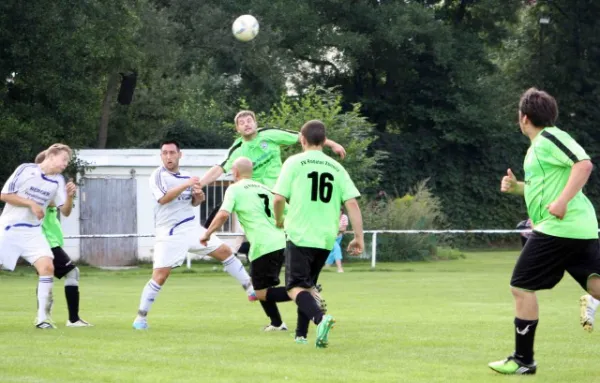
[273,194,286,205]
[344,198,359,210]
[575,160,594,175]
[0,193,7,202]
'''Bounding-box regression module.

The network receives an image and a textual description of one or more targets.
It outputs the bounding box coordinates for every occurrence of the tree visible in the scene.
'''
[255,87,385,192]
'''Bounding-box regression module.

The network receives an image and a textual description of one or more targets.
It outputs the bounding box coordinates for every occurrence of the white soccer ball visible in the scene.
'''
[232,14,259,42]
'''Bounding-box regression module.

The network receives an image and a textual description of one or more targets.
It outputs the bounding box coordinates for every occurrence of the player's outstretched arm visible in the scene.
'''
[273,194,286,228]
[344,198,364,255]
[324,138,346,159]
[0,193,44,219]
[158,176,199,205]
[200,210,230,246]
[547,159,593,219]
[199,166,224,188]
[500,168,524,196]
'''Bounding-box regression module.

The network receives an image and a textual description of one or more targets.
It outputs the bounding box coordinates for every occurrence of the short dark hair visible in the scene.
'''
[519,88,558,128]
[160,140,181,151]
[300,120,326,146]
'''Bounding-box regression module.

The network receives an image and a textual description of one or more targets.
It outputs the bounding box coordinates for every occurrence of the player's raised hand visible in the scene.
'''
[331,143,346,160]
[30,204,45,220]
[188,176,200,186]
[500,168,518,193]
[199,233,211,247]
[192,184,205,202]
[347,238,364,256]
[66,181,77,197]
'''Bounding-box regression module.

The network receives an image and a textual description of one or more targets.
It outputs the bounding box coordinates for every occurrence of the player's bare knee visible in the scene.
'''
[152,268,171,285]
[210,244,233,262]
[587,276,600,300]
[34,256,54,276]
[287,287,304,301]
[511,287,533,301]
[255,289,268,301]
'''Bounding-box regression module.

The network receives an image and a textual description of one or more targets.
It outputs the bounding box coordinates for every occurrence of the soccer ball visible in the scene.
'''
[232,15,259,42]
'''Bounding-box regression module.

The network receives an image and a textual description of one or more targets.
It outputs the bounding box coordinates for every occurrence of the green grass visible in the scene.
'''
[0,252,598,383]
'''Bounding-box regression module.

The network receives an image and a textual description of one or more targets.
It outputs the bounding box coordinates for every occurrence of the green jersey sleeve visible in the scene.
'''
[541,130,590,168]
[220,139,243,173]
[272,157,295,199]
[220,185,237,213]
[259,128,299,146]
[341,168,361,202]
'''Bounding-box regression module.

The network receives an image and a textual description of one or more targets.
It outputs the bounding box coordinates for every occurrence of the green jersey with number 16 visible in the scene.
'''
[273,150,360,251]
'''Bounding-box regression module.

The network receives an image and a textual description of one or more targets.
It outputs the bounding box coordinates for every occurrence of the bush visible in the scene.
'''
[357,180,464,262]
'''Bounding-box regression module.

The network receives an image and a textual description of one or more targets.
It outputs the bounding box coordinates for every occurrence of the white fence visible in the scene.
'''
[65,229,533,269]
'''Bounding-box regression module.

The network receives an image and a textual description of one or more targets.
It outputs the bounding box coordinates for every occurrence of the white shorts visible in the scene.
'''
[153,222,223,269]
[0,224,53,271]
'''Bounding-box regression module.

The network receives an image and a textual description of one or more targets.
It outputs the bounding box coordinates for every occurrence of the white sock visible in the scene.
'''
[222,255,252,291]
[137,279,162,320]
[37,276,54,323]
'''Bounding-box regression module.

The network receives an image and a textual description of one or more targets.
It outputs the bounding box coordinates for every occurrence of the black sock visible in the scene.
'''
[266,287,292,303]
[259,301,282,327]
[295,307,310,338]
[295,290,323,325]
[65,286,80,323]
[514,317,538,364]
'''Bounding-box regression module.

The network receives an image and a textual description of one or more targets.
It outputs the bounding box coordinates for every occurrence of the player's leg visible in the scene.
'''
[0,230,56,327]
[133,235,180,329]
[52,247,92,327]
[310,248,335,348]
[32,256,55,328]
[564,239,600,332]
[195,227,255,300]
[253,249,290,331]
[21,229,58,328]
[133,267,171,329]
[285,242,333,347]
[489,233,568,375]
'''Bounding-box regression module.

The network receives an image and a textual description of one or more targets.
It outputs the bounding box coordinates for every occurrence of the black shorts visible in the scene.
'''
[238,241,251,255]
[511,232,600,291]
[250,249,284,290]
[52,247,76,279]
[284,241,330,290]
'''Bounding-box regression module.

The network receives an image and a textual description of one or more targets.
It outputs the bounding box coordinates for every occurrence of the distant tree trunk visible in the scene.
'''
[97,73,120,148]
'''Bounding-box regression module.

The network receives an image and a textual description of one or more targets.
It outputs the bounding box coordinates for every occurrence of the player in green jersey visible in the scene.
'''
[198,110,346,190]
[489,88,600,375]
[198,110,347,268]
[35,151,92,327]
[273,120,364,348]
[200,157,292,331]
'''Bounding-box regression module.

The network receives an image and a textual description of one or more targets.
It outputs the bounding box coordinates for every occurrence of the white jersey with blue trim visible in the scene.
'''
[149,166,195,230]
[0,163,67,228]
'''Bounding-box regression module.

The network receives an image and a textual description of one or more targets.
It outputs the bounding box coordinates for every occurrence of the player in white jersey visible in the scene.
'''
[0,143,71,329]
[132,140,256,330]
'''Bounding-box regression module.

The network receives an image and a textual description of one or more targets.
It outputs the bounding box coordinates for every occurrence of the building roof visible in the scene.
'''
[76,149,229,168]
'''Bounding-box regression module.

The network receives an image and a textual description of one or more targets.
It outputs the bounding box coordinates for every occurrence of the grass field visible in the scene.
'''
[1,251,598,383]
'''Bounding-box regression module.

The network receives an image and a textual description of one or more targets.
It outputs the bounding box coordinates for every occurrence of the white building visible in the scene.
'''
[61,149,241,266]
